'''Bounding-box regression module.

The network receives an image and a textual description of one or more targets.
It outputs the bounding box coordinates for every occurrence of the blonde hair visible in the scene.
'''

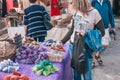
[73,0,91,16]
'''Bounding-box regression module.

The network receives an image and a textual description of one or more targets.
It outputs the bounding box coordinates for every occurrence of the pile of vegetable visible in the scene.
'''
[32,60,58,76]
[2,71,30,80]
[22,37,39,46]
[16,45,49,64]
[51,43,65,52]
[0,59,19,73]
[43,39,56,46]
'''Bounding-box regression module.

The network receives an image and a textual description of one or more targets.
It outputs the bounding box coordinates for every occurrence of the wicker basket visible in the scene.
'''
[47,52,64,62]
[0,41,16,61]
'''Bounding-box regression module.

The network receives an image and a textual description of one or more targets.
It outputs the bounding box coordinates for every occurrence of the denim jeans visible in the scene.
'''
[70,41,93,80]
[69,43,73,58]
[74,58,92,80]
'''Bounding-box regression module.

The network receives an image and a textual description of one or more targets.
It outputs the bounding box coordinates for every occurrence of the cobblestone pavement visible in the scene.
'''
[93,19,120,80]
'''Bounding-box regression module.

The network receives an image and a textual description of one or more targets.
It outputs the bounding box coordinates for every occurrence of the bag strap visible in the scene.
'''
[73,11,77,20]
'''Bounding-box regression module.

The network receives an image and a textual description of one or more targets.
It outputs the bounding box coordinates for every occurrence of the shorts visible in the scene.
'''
[102,28,111,45]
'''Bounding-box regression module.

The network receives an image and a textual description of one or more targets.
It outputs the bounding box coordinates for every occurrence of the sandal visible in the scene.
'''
[92,62,96,69]
[95,55,103,66]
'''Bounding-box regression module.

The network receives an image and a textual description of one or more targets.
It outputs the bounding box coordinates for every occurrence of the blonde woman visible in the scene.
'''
[60,0,105,80]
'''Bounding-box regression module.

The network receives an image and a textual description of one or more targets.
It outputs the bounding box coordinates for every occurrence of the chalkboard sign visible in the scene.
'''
[14,34,22,48]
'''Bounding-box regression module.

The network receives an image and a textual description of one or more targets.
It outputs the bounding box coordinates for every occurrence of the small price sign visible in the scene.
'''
[14,34,22,48]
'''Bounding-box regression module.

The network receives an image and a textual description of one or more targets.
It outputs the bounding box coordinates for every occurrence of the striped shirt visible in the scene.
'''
[24,5,50,38]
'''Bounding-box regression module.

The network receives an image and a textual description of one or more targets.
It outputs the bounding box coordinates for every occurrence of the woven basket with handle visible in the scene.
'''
[0,41,16,61]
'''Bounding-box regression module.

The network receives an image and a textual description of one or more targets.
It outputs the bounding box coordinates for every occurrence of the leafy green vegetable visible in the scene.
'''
[32,60,59,76]
[32,66,37,72]
[36,69,43,75]
[43,70,51,76]
[36,65,42,70]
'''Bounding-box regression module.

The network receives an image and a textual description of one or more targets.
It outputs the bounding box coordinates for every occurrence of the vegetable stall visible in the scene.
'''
[0,37,73,80]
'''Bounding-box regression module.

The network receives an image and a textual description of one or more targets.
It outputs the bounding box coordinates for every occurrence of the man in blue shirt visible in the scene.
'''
[24,0,50,42]
[91,0,115,66]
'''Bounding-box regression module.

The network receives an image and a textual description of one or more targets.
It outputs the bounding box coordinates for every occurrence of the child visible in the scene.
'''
[24,0,50,42]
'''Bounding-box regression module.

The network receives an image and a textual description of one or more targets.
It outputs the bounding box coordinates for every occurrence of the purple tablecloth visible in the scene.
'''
[0,44,73,80]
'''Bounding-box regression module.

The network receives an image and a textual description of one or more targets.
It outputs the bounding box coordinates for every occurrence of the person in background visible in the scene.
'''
[20,0,30,11]
[24,0,50,42]
[51,0,60,16]
[60,0,105,80]
[0,0,2,17]
[38,0,50,14]
[6,0,14,13]
[6,8,20,27]
[38,0,47,9]
[91,0,115,67]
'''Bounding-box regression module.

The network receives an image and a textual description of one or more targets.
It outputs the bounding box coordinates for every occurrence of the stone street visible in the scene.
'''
[93,19,120,80]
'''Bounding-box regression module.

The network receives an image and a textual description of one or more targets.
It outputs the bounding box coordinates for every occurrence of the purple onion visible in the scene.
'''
[26,48,32,54]
[20,51,26,54]
[21,54,27,59]
[43,54,48,59]
[26,58,33,64]
[28,54,33,58]
[20,59,26,64]
[16,55,22,59]
[29,46,34,49]
[33,51,38,55]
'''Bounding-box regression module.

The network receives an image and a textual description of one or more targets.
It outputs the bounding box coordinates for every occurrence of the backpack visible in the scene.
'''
[91,0,110,7]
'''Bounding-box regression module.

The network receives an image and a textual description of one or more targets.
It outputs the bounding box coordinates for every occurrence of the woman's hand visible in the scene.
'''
[110,28,115,32]
[57,41,64,46]
[77,30,85,36]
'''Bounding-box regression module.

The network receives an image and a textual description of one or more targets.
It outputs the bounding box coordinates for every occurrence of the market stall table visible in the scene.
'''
[0,44,73,80]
